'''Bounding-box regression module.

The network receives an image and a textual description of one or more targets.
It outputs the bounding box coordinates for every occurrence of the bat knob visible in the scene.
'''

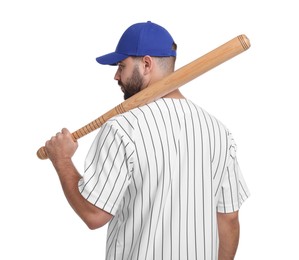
[37,146,48,160]
[238,34,251,50]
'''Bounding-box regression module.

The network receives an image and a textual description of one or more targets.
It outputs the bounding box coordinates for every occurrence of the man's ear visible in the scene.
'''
[142,55,153,75]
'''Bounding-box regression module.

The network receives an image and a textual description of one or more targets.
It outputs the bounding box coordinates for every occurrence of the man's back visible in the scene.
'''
[80,98,249,260]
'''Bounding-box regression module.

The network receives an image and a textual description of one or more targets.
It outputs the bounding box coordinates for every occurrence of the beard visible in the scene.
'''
[118,66,144,100]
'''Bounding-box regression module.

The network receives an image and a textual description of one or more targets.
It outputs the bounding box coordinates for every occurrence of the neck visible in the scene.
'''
[163,89,185,99]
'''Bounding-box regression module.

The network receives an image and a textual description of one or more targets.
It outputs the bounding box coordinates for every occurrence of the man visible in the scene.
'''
[45,21,250,260]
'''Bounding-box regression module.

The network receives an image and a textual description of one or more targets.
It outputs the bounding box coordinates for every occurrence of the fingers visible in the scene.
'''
[46,128,72,147]
[53,128,71,139]
[45,128,78,161]
[61,128,77,142]
[61,128,70,135]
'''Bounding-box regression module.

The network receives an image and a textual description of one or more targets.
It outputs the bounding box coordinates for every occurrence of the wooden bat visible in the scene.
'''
[37,34,250,160]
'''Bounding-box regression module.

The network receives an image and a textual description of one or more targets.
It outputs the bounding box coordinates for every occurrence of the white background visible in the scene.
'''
[1,0,298,259]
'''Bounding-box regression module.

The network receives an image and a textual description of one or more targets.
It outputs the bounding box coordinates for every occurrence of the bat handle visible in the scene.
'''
[36,133,78,160]
[36,114,108,160]
[36,130,86,160]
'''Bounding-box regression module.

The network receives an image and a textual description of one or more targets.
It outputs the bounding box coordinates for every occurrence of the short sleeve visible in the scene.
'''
[217,132,250,213]
[78,120,135,215]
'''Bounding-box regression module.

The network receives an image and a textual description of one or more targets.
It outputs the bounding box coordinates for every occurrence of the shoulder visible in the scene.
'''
[186,99,228,129]
[186,99,237,145]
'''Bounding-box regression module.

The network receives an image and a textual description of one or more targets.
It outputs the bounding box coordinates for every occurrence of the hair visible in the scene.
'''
[154,56,176,73]
[133,42,177,74]
[156,42,177,73]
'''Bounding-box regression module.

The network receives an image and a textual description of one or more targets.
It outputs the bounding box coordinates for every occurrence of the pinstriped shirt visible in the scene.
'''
[78,98,250,260]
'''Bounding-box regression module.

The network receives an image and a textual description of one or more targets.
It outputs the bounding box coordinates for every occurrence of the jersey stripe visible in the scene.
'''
[78,98,250,260]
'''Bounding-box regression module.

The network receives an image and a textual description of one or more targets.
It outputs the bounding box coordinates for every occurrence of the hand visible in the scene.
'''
[45,128,78,164]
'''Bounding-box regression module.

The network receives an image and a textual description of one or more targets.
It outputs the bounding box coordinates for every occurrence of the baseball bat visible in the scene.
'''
[37,34,250,160]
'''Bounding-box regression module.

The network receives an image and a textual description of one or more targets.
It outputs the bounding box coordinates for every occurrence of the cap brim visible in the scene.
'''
[96,52,129,65]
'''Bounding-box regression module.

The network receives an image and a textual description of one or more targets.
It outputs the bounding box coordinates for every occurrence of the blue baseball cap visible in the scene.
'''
[96,21,176,65]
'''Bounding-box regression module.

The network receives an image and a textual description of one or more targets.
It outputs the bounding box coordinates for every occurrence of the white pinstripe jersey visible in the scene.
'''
[79,98,250,260]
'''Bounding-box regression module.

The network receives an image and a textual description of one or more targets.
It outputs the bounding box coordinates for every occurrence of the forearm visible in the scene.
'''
[54,160,85,216]
[52,159,111,229]
[45,128,112,229]
[217,212,240,260]
[53,160,91,218]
